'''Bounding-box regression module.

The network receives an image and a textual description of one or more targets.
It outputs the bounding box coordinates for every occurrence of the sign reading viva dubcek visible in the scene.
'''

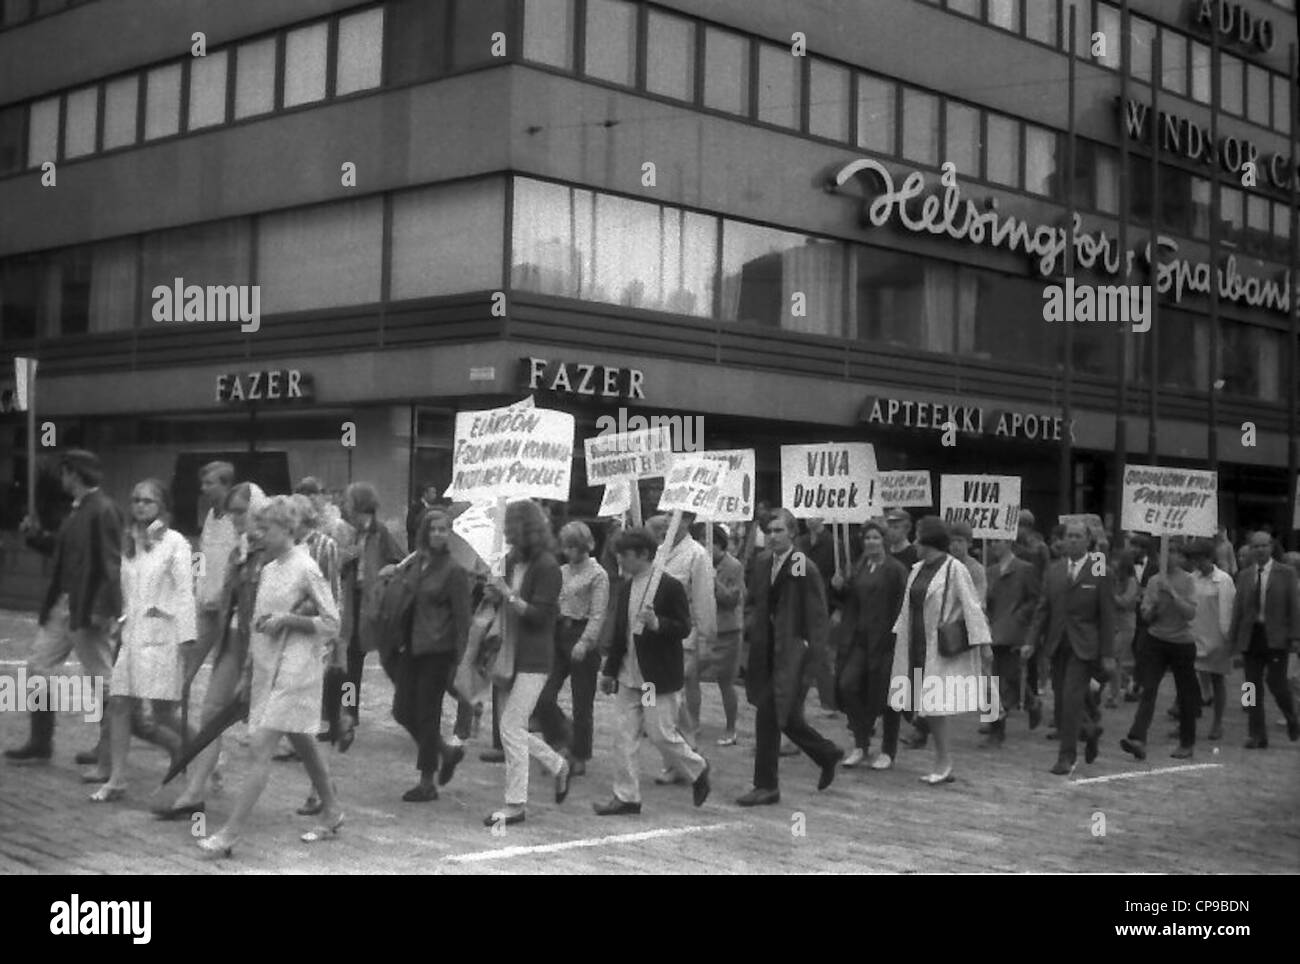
[780,443,878,522]
[940,475,1021,540]
[1121,465,1218,537]
[445,399,574,504]
[877,470,933,509]
[658,457,731,515]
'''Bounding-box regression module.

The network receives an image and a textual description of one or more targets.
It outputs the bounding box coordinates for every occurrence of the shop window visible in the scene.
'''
[336,7,385,94]
[391,179,504,298]
[1220,322,1282,401]
[703,27,749,116]
[724,223,843,336]
[284,22,328,106]
[583,0,636,87]
[856,74,895,155]
[63,86,97,158]
[141,219,252,317]
[1129,17,1154,86]
[1219,52,1243,116]
[235,37,277,118]
[900,87,938,166]
[385,0,448,86]
[985,113,1019,187]
[1024,125,1058,197]
[1190,42,1210,103]
[102,75,138,149]
[0,104,23,173]
[188,49,228,130]
[0,255,41,342]
[808,59,849,141]
[646,8,695,102]
[1273,73,1291,134]
[451,0,511,70]
[1245,66,1270,127]
[1025,0,1058,45]
[258,198,382,312]
[27,96,58,166]
[522,0,574,69]
[1093,5,1120,70]
[144,63,181,140]
[945,102,980,179]
[987,0,1019,33]
[1159,27,1186,94]
[757,42,800,130]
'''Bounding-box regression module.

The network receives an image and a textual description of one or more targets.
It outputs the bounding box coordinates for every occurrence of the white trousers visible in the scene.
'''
[501,671,566,806]
[612,685,706,804]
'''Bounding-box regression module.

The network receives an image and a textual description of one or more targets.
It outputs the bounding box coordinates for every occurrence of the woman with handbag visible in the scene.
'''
[90,479,197,802]
[888,516,992,784]
[198,496,344,857]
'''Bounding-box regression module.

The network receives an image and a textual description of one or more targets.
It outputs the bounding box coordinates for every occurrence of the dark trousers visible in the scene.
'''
[753,687,839,791]
[1244,626,1298,742]
[533,618,599,761]
[490,682,505,750]
[320,666,347,742]
[1052,645,1101,763]
[392,650,457,775]
[1127,635,1198,747]
[840,644,896,754]
[811,621,838,711]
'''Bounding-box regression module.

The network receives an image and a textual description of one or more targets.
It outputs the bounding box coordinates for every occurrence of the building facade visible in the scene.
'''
[0,0,1296,555]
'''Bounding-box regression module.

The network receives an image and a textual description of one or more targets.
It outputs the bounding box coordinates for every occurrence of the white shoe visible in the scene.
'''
[446,734,464,747]
[870,753,893,770]
[842,748,865,768]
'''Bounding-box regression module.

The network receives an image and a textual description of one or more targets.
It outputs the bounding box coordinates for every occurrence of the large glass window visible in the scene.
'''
[284,22,328,106]
[985,113,1019,187]
[971,270,1054,367]
[391,179,504,298]
[1094,5,1121,70]
[854,248,967,356]
[1220,322,1282,400]
[43,240,138,336]
[0,256,40,341]
[1153,310,1209,390]
[0,105,23,174]
[1245,65,1270,126]
[584,0,636,87]
[144,64,182,140]
[235,37,277,118]
[1025,0,1058,45]
[1080,141,1120,214]
[703,27,748,116]
[62,85,97,158]
[757,43,800,130]
[808,59,849,141]
[336,6,385,94]
[188,49,228,130]
[724,223,843,336]
[1160,28,1186,94]
[1190,42,1210,103]
[27,96,58,166]
[947,0,979,17]
[1129,17,1154,85]
[1219,52,1243,115]
[1219,186,1244,234]
[1070,1,1090,58]
[1190,177,1211,237]
[1244,195,1271,254]
[646,9,695,102]
[900,87,938,165]
[945,102,980,179]
[3,0,32,27]
[523,0,574,68]
[1024,125,1057,197]
[142,219,252,313]
[452,0,510,70]
[102,75,138,149]
[385,0,447,86]
[1274,73,1291,134]
[258,198,383,312]
[856,75,895,155]
[987,0,1019,33]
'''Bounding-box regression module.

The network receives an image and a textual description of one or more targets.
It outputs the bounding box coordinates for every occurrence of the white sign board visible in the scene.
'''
[12,357,35,412]
[658,457,731,515]
[877,470,932,509]
[696,449,756,521]
[1120,465,1218,537]
[583,426,673,484]
[940,475,1021,540]
[445,401,574,503]
[780,442,878,522]
[451,501,505,574]
[597,478,633,518]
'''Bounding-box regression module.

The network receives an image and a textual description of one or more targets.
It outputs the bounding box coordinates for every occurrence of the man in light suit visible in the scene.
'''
[1023,521,1116,775]
[1228,530,1300,748]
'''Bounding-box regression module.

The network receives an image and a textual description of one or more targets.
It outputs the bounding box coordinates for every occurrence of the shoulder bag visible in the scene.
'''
[937,559,972,658]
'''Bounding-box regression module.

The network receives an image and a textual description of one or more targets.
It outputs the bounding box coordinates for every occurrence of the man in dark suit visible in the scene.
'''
[985,537,1042,745]
[6,450,122,770]
[796,517,838,712]
[1023,520,1116,775]
[405,483,447,553]
[1228,530,1300,748]
[594,527,709,815]
[736,508,843,806]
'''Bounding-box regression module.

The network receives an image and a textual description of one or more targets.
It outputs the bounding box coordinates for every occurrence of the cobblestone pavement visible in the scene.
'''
[1,610,1296,874]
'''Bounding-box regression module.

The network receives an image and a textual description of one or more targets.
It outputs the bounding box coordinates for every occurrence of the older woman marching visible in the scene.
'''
[889,516,992,784]
[481,499,571,828]
[90,479,197,801]
[198,496,343,857]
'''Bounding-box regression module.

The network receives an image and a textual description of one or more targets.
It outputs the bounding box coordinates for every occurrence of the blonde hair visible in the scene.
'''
[253,494,301,533]
[559,520,595,553]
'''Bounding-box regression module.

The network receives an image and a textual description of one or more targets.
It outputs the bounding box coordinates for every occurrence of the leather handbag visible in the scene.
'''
[937,560,971,658]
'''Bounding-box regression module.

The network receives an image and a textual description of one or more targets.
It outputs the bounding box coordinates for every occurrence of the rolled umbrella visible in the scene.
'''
[160,690,248,785]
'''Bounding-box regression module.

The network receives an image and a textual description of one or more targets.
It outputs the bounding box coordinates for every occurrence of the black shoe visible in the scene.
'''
[593,797,641,816]
[1120,737,1147,761]
[484,808,525,827]
[818,749,844,791]
[1045,729,1058,741]
[554,760,571,804]
[5,743,52,762]
[735,787,781,807]
[74,749,99,766]
[1085,726,1102,764]
[297,796,325,816]
[402,784,439,802]
[1049,758,1075,776]
[480,748,505,763]
[1170,745,1193,759]
[437,745,465,787]
[692,761,711,807]
[153,801,204,821]
[1244,737,1269,750]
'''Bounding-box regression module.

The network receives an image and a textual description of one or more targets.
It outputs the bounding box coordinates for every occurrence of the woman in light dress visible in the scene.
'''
[199,496,344,857]
[90,479,197,802]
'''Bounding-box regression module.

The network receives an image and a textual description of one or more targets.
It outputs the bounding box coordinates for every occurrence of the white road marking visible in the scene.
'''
[1071,763,1224,785]
[444,821,747,863]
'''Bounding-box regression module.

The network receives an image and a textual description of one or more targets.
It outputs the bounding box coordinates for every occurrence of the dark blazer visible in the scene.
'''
[986,555,1041,649]
[503,550,562,675]
[836,555,908,663]
[32,489,124,630]
[1026,555,1116,662]
[796,531,837,610]
[1228,561,1300,653]
[601,571,691,694]
[745,548,828,728]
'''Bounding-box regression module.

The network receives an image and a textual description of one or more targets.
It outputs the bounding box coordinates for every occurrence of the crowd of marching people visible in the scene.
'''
[6,448,1300,855]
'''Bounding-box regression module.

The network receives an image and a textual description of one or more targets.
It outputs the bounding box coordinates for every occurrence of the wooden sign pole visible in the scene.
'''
[635,509,680,632]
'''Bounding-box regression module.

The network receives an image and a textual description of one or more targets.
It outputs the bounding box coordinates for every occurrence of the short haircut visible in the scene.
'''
[616,527,659,557]
[200,461,236,487]
[290,493,319,529]
[768,507,798,534]
[253,494,300,532]
[710,524,729,548]
[1184,538,1214,561]
[294,476,324,496]
[421,482,440,496]
[860,520,886,541]
[559,520,595,552]
[346,482,379,516]
[59,449,102,488]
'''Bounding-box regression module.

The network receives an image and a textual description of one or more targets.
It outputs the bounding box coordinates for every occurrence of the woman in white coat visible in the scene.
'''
[91,479,197,802]
[890,516,992,784]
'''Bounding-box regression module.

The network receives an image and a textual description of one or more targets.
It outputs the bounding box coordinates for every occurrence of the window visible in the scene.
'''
[102,75,138,149]
[1190,42,1210,103]
[1094,5,1120,69]
[3,0,33,27]
[27,96,58,166]
[385,0,447,86]
[1245,65,1270,126]
[1219,187,1244,235]
[145,64,182,140]
[523,0,574,68]
[142,219,252,313]
[510,179,582,298]
[284,22,328,106]
[1190,177,1211,237]
[188,49,228,130]
[0,105,23,174]
[1,255,41,341]
[583,0,636,87]
[1274,202,1292,242]
[1094,146,1119,214]
[1160,167,1194,235]
[1152,310,1209,390]
[856,75,895,154]
[1274,73,1292,134]
[948,0,979,16]
[1079,141,1121,214]
[1025,0,1058,45]
[703,27,748,116]
[724,223,843,336]
[62,85,97,158]
[1069,1,1090,58]
[757,43,799,130]
[1160,28,1186,94]
[987,0,1019,32]
[646,9,695,102]
[985,113,1019,187]
[452,0,510,70]
[1025,125,1057,197]
[391,179,504,298]
[808,59,849,141]
[235,37,276,118]
[45,240,138,336]
[1129,17,1154,85]
[336,7,384,94]
[1220,323,1282,400]
[945,102,980,179]
[1244,194,1271,253]
[1219,52,1243,115]
[854,248,968,356]
[257,198,382,312]
[900,87,938,165]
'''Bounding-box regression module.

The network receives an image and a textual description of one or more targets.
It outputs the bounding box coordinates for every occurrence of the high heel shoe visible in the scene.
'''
[919,768,955,785]
[198,833,237,859]
[89,784,126,803]
[301,812,345,843]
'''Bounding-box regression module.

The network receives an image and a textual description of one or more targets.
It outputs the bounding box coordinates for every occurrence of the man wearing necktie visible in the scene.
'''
[1228,531,1300,748]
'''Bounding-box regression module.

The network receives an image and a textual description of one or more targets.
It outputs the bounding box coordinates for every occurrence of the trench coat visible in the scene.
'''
[744,548,828,729]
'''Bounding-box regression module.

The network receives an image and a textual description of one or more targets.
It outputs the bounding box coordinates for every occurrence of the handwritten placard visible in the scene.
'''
[1120,465,1218,537]
[940,475,1021,539]
[445,400,574,503]
[877,470,933,509]
[780,443,878,522]
[657,457,731,515]
[583,426,673,484]
[696,449,755,522]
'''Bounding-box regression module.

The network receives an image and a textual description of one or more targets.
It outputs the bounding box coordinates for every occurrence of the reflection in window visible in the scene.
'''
[1129,17,1154,85]
[985,113,1019,187]
[1094,5,1120,69]
[188,49,228,130]
[1025,0,1058,45]
[987,0,1019,32]
[1220,323,1281,400]
[945,102,979,179]
[1160,28,1186,94]
[284,22,328,106]
[26,97,58,167]
[337,7,385,94]
[63,86,97,159]
[758,43,800,130]
[258,199,383,312]
[523,0,574,68]
[853,248,966,355]
[145,65,182,140]
[856,75,895,155]
[900,88,938,165]
[1190,42,1210,103]
[1025,125,1057,197]
[391,180,504,298]
[235,37,277,119]
[703,27,748,116]
[584,0,637,87]
[646,9,695,101]
[724,223,843,336]
[808,59,849,141]
[1219,52,1243,115]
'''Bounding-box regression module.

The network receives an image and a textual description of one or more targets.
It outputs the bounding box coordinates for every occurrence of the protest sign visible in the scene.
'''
[597,478,633,518]
[583,426,673,484]
[1120,465,1217,537]
[657,457,731,516]
[940,475,1021,539]
[877,470,933,509]
[780,443,878,522]
[696,449,755,521]
[451,501,506,574]
[445,400,574,503]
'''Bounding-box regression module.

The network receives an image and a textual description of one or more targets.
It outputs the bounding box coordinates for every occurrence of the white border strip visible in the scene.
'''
[444,821,746,863]
[1072,763,1224,785]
